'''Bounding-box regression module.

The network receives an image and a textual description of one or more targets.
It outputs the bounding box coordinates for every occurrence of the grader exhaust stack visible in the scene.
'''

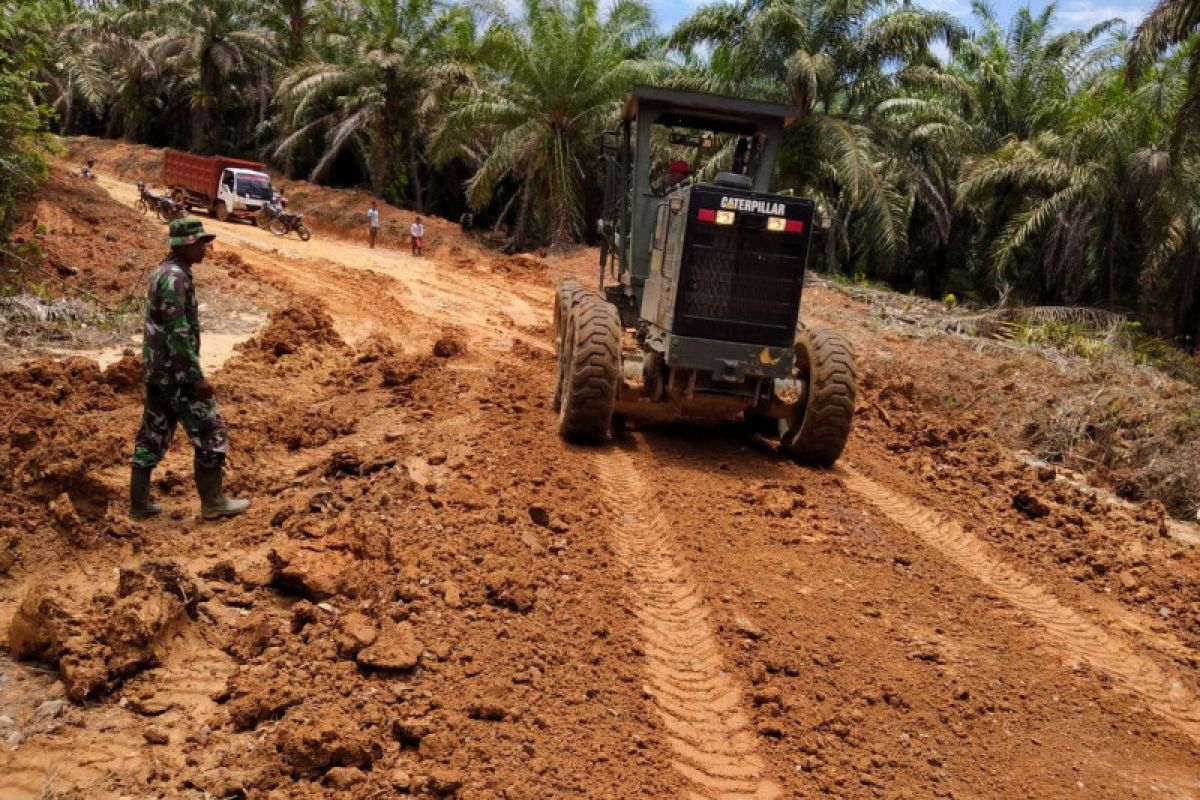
[553,85,856,465]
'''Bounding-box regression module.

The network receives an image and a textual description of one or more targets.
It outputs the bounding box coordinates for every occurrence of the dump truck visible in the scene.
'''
[553,86,857,464]
[163,150,274,223]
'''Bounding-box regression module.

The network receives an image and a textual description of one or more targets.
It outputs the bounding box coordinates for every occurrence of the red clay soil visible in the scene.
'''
[0,147,1197,799]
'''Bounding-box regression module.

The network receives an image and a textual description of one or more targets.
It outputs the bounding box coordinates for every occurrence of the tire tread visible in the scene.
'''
[558,291,620,444]
[783,328,857,466]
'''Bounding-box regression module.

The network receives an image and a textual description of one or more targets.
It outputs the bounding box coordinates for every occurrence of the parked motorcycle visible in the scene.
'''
[134,182,186,223]
[256,203,284,230]
[269,211,311,241]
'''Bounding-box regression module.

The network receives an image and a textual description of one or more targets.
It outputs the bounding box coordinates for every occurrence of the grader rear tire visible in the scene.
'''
[781,328,857,466]
[557,294,621,444]
[552,278,587,411]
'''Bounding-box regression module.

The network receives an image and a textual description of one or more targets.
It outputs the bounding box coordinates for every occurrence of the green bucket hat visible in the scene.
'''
[168,216,216,247]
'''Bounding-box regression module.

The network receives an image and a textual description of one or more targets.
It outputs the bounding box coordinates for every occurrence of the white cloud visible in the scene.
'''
[1057,1,1149,28]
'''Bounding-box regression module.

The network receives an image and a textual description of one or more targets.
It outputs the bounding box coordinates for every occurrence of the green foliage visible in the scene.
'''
[942,293,957,310]
[431,0,665,246]
[0,2,54,241]
[1013,319,1114,359]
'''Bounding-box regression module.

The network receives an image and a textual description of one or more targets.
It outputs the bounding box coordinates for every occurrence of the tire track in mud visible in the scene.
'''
[597,450,782,800]
[840,465,1200,747]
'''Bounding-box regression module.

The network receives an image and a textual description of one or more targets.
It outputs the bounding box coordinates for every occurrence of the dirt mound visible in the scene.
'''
[240,300,345,362]
[0,357,136,543]
[6,163,168,306]
[435,244,551,280]
[8,560,204,701]
[809,283,1200,521]
[852,366,1200,649]
[489,253,548,276]
[432,328,466,359]
[62,137,164,185]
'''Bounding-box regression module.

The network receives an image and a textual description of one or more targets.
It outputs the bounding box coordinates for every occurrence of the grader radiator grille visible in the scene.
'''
[674,206,809,347]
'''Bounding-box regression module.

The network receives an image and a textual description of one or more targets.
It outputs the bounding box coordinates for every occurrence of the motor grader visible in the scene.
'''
[553,85,856,465]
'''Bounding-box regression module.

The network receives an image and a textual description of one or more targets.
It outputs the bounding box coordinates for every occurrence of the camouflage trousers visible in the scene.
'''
[132,383,228,469]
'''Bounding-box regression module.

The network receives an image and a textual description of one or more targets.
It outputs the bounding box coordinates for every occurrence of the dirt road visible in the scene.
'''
[1,166,1197,799]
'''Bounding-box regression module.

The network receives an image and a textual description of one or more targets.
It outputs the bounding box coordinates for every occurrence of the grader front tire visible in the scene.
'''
[781,328,857,466]
[557,295,621,445]
[552,278,587,411]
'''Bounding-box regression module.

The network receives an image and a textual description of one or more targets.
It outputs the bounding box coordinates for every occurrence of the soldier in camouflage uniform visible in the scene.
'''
[130,217,250,521]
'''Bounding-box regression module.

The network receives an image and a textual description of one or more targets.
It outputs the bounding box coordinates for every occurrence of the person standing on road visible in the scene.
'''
[367,201,380,249]
[129,216,250,522]
[410,216,425,256]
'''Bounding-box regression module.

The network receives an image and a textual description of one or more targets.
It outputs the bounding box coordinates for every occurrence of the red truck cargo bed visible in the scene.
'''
[162,149,266,198]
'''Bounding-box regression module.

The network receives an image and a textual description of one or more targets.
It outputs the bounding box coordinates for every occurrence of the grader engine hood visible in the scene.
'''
[673,185,815,349]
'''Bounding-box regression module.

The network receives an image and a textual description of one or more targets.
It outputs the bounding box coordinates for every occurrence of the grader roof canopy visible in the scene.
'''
[621,85,796,133]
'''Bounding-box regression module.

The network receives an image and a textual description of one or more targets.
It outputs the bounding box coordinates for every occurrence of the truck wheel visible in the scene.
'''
[780,328,856,466]
[552,278,586,411]
[558,294,621,444]
[215,203,230,222]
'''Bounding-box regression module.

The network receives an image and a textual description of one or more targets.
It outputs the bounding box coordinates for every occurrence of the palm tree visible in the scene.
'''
[897,0,1118,303]
[265,0,316,63]
[958,44,1200,326]
[430,0,667,248]
[275,0,471,205]
[952,2,1120,143]
[146,0,277,153]
[669,0,962,276]
[1128,0,1200,156]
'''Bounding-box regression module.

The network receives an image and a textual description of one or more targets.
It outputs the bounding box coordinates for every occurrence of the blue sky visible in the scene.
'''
[646,0,1152,33]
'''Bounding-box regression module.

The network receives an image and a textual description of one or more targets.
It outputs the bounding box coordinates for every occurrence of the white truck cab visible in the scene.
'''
[216,168,274,221]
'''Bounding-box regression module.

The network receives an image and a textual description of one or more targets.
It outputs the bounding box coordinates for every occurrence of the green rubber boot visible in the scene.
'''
[130,466,162,520]
[196,464,250,520]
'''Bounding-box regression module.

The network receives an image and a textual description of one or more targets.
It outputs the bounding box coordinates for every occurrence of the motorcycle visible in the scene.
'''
[134,182,185,223]
[269,210,311,241]
[256,203,284,230]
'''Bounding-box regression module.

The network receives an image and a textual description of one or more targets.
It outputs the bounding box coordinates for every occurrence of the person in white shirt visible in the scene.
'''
[410,216,425,256]
[367,201,380,249]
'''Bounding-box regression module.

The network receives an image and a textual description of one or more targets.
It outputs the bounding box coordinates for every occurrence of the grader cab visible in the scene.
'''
[553,85,856,465]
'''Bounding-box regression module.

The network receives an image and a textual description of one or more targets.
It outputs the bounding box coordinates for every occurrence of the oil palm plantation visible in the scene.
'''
[669,0,962,276]
[146,0,277,153]
[430,0,667,248]
[274,0,472,205]
[958,43,1200,325]
[900,2,1125,300]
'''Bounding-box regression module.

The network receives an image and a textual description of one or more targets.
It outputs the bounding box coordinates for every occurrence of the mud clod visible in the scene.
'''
[356,622,423,671]
[8,560,201,700]
[1013,489,1051,518]
[432,331,466,359]
[272,702,377,778]
[268,545,352,601]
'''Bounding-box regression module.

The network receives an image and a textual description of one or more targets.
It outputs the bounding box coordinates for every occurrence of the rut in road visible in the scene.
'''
[597,449,781,800]
[841,465,1200,747]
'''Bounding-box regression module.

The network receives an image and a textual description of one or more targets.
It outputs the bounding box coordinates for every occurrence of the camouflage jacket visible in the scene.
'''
[142,255,203,385]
